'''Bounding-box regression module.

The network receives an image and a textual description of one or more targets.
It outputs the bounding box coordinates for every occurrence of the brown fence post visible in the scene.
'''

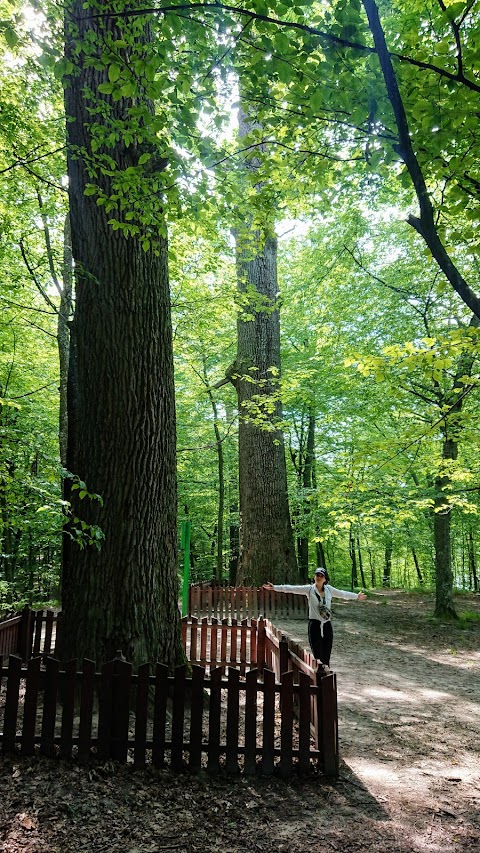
[78,658,96,763]
[17,606,33,661]
[262,668,276,775]
[225,668,240,774]
[40,656,60,758]
[257,618,266,675]
[134,662,150,767]
[3,655,22,753]
[171,665,187,771]
[111,654,132,763]
[244,669,258,775]
[316,671,339,778]
[279,635,289,678]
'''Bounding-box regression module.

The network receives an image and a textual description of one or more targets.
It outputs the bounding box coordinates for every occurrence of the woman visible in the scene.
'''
[264,568,366,673]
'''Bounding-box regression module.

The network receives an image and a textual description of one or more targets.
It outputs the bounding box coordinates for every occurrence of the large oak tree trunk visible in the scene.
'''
[230,105,297,586]
[60,2,182,668]
[297,408,315,581]
[233,231,297,585]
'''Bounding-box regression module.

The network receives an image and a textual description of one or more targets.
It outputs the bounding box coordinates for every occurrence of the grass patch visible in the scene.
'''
[458,610,480,629]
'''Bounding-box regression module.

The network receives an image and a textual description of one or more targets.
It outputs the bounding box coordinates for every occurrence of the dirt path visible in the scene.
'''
[274,590,480,852]
[0,591,479,852]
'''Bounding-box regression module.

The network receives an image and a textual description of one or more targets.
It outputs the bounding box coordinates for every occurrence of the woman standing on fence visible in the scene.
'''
[263,569,366,674]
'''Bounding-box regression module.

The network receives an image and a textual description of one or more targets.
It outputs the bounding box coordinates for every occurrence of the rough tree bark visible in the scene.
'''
[233,232,297,584]
[297,408,316,581]
[60,1,182,668]
[228,105,297,586]
[383,536,392,588]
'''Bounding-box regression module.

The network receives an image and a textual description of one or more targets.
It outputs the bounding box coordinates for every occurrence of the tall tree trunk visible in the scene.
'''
[297,408,315,581]
[433,436,458,619]
[411,547,424,586]
[367,545,376,587]
[432,317,479,617]
[349,525,358,589]
[203,364,224,582]
[60,2,182,668]
[224,402,239,585]
[231,107,297,586]
[468,528,478,592]
[58,214,73,469]
[316,540,327,572]
[383,536,392,588]
[311,454,327,573]
[356,536,367,588]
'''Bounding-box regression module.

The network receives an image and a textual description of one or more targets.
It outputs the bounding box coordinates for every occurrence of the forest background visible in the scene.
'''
[1,0,480,665]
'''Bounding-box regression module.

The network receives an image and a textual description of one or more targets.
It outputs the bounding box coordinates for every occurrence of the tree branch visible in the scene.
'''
[362,0,480,320]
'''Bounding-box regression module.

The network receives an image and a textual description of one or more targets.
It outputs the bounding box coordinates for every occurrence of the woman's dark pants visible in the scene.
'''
[308,619,333,666]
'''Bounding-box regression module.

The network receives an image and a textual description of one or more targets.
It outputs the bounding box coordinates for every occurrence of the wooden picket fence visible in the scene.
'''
[188,584,308,621]
[0,652,337,776]
[0,609,339,777]
[0,607,57,662]
[0,613,23,660]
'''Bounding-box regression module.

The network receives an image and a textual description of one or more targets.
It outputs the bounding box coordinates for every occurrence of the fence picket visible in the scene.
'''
[189,665,205,772]
[250,618,257,667]
[171,665,186,771]
[18,607,34,661]
[190,617,198,663]
[210,618,218,668]
[279,670,294,778]
[134,662,150,766]
[200,618,208,664]
[40,656,59,757]
[298,672,312,774]
[21,656,41,755]
[111,658,132,763]
[97,660,114,760]
[257,618,266,674]
[32,611,43,657]
[279,636,289,680]
[244,669,258,775]
[226,668,240,774]
[43,611,55,658]
[3,655,22,753]
[152,663,168,767]
[78,659,95,762]
[220,619,228,668]
[60,659,77,759]
[230,621,238,667]
[240,620,247,674]
[262,668,276,775]
[319,672,339,778]
[207,667,222,774]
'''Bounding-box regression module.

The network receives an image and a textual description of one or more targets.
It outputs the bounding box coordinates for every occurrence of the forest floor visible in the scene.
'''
[0,589,479,853]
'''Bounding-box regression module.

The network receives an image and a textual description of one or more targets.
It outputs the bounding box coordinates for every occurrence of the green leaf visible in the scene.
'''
[54,57,74,80]
[120,81,135,98]
[98,82,114,94]
[108,64,121,83]
[4,25,19,48]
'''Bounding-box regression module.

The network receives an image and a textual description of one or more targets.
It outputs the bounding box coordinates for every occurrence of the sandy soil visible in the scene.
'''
[0,590,479,853]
